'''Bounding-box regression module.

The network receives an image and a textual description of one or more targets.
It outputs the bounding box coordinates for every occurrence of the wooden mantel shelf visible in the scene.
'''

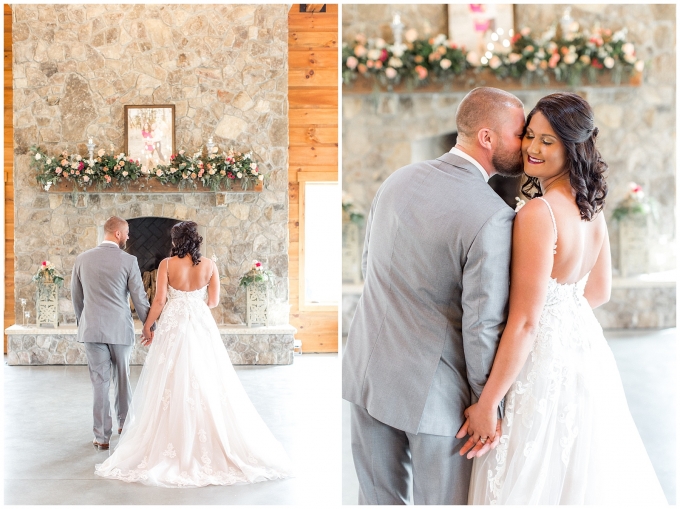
[343,69,642,95]
[44,179,263,194]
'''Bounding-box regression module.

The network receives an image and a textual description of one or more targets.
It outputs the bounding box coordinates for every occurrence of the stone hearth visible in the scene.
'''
[6,323,296,365]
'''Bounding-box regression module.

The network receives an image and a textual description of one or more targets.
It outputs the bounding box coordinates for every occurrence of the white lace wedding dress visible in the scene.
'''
[95,284,294,488]
[468,199,667,505]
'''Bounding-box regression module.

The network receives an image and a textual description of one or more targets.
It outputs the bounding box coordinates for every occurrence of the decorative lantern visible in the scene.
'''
[246,282,268,327]
[36,281,59,328]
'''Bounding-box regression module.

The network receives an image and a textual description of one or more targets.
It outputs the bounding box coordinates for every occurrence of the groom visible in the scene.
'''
[72,216,153,450]
[342,87,526,504]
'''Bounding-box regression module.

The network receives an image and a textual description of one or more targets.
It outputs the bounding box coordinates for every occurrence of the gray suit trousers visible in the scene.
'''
[351,403,472,505]
[84,342,133,444]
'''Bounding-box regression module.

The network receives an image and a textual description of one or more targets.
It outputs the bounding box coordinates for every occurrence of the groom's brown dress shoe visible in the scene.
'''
[118,428,122,434]
[92,439,109,450]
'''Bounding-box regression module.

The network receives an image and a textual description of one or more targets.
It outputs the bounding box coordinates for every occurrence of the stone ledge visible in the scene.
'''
[5,324,297,366]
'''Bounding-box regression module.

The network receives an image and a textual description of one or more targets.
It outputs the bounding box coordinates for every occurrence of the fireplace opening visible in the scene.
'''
[125,217,181,308]
[411,131,521,209]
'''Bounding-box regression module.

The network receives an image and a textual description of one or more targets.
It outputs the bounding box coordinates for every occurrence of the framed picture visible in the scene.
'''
[448,4,514,63]
[124,105,175,171]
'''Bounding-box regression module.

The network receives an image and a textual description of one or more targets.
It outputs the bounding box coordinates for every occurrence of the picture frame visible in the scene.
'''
[123,104,175,171]
[448,4,515,62]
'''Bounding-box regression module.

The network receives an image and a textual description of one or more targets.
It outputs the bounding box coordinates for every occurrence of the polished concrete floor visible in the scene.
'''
[342,329,677,505]
[4,353,340,505]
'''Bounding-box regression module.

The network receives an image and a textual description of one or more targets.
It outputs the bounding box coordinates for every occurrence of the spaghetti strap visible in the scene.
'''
[536,197,558,255]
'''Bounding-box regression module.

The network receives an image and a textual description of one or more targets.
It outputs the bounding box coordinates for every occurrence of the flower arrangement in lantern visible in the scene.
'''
[612,182,657,221]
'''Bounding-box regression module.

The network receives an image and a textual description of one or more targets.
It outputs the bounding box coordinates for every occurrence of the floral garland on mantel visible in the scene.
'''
[32,145,266,193]
[343,25,644,89]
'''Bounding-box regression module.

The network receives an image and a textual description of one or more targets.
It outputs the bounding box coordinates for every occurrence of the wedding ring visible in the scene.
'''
[479,437,488,444]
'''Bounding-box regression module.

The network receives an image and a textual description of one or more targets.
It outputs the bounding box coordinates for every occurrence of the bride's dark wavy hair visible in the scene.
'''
[521,92,608,221]
[170,221,202,266]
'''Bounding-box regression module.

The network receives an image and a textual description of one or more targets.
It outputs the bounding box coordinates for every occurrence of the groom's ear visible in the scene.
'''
[477,128,493,150]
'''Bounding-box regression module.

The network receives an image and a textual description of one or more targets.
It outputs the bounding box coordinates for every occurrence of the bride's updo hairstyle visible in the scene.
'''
[521,92,608,221]
[170,221,203,266]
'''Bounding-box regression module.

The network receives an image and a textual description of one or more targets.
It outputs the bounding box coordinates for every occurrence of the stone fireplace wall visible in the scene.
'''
[12,4,291,325]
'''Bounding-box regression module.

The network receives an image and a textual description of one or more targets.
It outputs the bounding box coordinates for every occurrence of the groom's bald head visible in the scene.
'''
[456,87,524,141]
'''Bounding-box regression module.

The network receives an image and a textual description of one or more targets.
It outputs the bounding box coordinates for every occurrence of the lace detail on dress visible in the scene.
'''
[469,271,668,505]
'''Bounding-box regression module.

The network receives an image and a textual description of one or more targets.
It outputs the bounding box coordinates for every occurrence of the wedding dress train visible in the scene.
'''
[95,285,294,488]
[468,272,667,504]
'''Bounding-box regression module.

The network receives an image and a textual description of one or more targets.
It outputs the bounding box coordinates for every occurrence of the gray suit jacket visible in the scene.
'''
[71,243,151,346]
[342,153,515,436]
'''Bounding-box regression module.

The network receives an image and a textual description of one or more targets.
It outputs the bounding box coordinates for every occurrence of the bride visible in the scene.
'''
[95,221,294,487]
[459,93,667,504]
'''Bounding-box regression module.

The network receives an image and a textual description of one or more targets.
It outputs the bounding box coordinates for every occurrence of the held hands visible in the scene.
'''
[140,325,154,346]
[456,402,502,459]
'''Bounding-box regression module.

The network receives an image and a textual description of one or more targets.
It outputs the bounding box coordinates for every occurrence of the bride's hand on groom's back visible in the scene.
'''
[456,403,501,459]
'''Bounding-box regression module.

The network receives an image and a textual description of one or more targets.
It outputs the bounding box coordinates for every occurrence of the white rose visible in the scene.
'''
[35,153,41,160]
[354,45,367,58]
[466,51,480,66]
[375,38,386,49]
[156,169,163,176]
[604,56,615,69]
[71,162,79,169]
[440,58,452,70]
[44,183,52,191]
[508,53,522,64]
[384,67,397,79]
[179,150,185,155]
[346,56,358,69]
[83,175,89,182]
[387,57,403,68]
[405,28,418,43]
[258,174,264,181]
[122,171,128,177]
[624,53,636,64]
[622,42,635,56]
[367,49,381,61]
[46,158,52,164]
[433,34,447,46]
[250,163,257,170]
[580,55,591,65]
[212,147,218,154]
[634,60,644,72]
[75,155,82,161]
[208,169,215,175]
[97,149,105,157]
[391,43,406,57]
[563,53,577,65]
[237,172,242,178]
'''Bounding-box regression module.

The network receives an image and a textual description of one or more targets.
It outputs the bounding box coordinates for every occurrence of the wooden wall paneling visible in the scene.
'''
[288,4,338,353]
[289,108,338,126]
[4,4,13,353]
